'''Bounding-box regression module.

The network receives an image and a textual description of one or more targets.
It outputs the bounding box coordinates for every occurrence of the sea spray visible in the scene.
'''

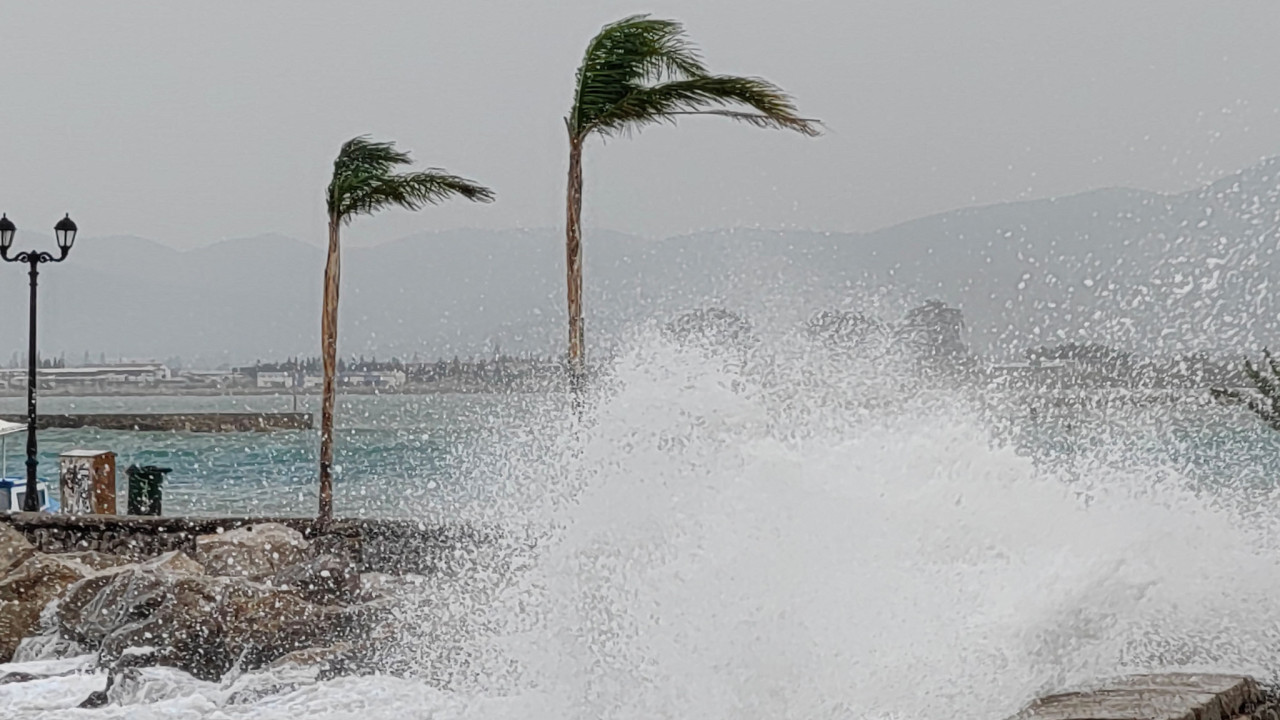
[464,330,1280,720]
[8,331,1280,719]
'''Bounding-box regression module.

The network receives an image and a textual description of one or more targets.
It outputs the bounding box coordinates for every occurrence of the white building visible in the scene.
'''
[340,370,406,388]
[256,371,295,389]
[0,364,171,389]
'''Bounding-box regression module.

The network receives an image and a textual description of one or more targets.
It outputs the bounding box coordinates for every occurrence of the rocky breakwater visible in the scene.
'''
[0,521,413,707]
[1011,674,1280,720]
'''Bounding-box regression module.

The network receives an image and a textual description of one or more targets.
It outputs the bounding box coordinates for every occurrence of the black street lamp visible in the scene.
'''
[0,214,78,511]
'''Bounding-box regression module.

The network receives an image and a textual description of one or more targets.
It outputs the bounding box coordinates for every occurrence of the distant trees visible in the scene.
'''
[801,301,973,374]
[1211,349,1280,431]
[319,136,493,522]
[805,310,891,351]
[1025,342,1134,384]
[895,300,974,373]
[663,308,756,351]
[562,15,820,396]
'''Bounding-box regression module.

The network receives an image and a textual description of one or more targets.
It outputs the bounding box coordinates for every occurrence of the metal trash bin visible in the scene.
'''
[126,465,170,516]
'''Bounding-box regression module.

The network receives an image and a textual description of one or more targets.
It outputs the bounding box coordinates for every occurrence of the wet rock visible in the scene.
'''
[58,550,133,573]
[0,600,43,662]
[97,575,232,681]
[138,549,204,575]
[0,553,88,604]
[225,593,395,672]
[0,554,90,662]
[0,524,34,577]
[78,689,110,708]
[266,642,355,671]
[1011,674,1267,720]
[56,550,204,646]
[11,632,87,663]
[308,532,361,566]
[357,571,427,602]
[105,665,219,706]
[272,553,359,603]
[58,559,197,646]
[194,523,308,578]
[0,671,42,684]
[223,591,338,669]
[222,665,319,705]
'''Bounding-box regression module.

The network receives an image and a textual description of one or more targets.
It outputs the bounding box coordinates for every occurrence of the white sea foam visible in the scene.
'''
[6,331,1280,719]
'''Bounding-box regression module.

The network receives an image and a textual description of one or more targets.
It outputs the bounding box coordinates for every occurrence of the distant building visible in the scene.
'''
[179,369,246,387]
[256,371,295,389]
[340,370,406,388]
[0,364,171,389]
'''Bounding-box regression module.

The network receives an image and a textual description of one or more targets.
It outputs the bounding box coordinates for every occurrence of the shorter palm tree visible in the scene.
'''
[319,136,494,522]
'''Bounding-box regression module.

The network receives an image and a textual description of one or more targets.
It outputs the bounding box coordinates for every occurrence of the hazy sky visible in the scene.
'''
[1,0,1278,249]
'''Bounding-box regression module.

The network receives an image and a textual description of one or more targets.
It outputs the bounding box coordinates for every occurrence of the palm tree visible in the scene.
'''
[320,136,494,522]
[563,14,820,395]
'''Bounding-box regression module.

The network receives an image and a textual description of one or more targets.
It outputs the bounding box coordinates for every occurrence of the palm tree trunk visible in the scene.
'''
[565,134,585,398]
[319,216,341,523]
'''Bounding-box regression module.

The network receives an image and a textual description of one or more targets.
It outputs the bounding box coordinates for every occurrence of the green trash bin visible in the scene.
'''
[126,465,170,516]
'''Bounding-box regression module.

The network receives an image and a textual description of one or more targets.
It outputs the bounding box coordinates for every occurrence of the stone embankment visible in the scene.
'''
[1012,673,1280,720]
[0,513,508,707]
[0,412,313,432]
[1,512,490,575]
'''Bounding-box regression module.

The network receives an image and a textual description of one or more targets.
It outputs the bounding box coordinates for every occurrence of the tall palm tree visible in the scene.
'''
[320,136,494,522]
[563,14,820,394]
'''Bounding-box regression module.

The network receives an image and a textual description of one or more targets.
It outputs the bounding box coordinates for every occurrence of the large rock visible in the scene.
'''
[0,600,43,663]
[0,553,89,662]
[48,537,394,682]
[57,553,204,647]
[223,591,341,669]
[224,590,396,672]
[0,524,34,577]
[272,554,359,604]
[139,550,204,576]
[357,572,428,603]
[97,575,233,681]
[1011,674,1271,720]
[58,551,133,573]
[194,523,308,578]
[0,553,87,605]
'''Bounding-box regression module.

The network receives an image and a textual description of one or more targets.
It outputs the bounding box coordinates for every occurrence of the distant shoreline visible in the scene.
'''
[0,384,552,399]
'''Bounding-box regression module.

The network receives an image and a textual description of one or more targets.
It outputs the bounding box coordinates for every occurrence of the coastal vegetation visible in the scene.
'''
[1211,350,1280,432]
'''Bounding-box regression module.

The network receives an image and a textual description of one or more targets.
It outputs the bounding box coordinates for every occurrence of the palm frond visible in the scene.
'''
[570,15,708,135]
[338,171,495,220]
[328,136,494,221]
[568,15,819,139]
[588,75,821,138]
[329,136,410,189]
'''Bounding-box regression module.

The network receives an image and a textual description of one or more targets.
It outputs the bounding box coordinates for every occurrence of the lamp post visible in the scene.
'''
[0,214,78,512]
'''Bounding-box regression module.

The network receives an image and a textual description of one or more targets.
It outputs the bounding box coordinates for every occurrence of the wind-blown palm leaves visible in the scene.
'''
[562,15,820,395]
[1211,349,1280,432]
[319,136,493,521]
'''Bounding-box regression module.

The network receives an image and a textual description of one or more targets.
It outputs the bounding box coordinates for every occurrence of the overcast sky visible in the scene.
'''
[0,0,1277,249]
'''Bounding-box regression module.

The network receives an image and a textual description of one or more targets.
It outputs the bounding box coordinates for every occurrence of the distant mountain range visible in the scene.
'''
[4,158,1280,367]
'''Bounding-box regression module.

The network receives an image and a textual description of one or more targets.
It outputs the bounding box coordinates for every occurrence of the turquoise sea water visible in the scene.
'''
[5,389,1277,520]
[0,393,553,519]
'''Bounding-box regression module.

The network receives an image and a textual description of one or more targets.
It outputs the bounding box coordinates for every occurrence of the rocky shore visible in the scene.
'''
[0,521,422,707]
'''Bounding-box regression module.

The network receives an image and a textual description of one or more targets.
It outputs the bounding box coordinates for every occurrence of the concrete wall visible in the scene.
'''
[0,512,494,575]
